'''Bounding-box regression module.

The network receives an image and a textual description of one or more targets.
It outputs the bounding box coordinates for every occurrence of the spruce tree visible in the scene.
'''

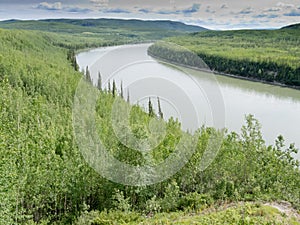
[97,71,102,91]
[108,80,111,93]
[120,81,124,99]
[148,97,155,117]
[85,66,92,84]
[112,80,117,97]
[127,90,130,103]
[157,97,163,119]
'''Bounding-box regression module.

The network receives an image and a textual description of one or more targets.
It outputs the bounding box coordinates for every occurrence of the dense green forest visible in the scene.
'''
[148,28,300,86]
[0,19,206,50]
[282,23,300,30]
[0,25,299,224]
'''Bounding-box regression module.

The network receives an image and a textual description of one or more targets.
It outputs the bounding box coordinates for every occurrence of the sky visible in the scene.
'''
[0,0,299,30]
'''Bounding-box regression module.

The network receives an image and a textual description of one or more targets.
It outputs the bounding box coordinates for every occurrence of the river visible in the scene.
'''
[77,43,300,160]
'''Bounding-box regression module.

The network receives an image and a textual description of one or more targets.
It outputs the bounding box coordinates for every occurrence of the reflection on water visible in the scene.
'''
[77,44,300,161]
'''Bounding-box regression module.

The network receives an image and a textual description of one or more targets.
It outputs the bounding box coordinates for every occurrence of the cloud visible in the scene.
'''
[35,2,91,14]
[156,3,200,15]
[205,6,216,14]
[253,14,279,19]
[37,2,62,11]
[284,9,300,16]
[138,8,151,14]
[90,0,109,8]
[182,3,201,14]
[239,7,254,15]
[265,7,281,12]
[220,4,228,9]
[67,7,92,13]
[102,8,130,14]
[276,2,294,9]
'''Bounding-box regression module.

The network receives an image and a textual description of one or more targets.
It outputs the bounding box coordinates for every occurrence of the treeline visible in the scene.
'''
[0,19,205,51]
[0,28,299,224]
[151,29,300,87]
[197,53,300,86]
[148,41,209,69]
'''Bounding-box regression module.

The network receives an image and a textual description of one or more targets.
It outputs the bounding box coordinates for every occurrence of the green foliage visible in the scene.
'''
[150,29,300,86]
[0,19,207,50]
[157,97,163,119]
[0,29,101,224]
[179,193,213,211]
[112,190,132,212]
[160,180,181,212]
[97,72,102,91]
[85,66,92,84]
[282,23,300,30]
[73,202,300,225]
[0,27,299,225]
[148,98,155,117]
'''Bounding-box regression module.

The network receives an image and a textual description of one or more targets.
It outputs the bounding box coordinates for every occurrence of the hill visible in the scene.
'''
[281,23,300,29]
[0,18,207,47]
[149,29,300,86]
[0,28,299,224]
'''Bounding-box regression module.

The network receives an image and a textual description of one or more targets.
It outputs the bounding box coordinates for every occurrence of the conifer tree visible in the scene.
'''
[85,66,92,84]
[120,81,124,99]
[112,80,117,97]
[148,97,155,117]
[97,71,102,91]
[73,57,79,71]
[108,80,111,93]
[157,97,163,119]
[127,90,130,103]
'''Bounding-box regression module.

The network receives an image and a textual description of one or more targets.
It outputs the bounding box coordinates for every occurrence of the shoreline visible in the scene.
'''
[148,51,300,91]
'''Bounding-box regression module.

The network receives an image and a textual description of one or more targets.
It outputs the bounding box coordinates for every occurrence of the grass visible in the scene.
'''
[74,202,300,225]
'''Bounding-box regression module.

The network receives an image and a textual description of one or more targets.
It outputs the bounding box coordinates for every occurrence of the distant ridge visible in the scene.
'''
[0,18,208,33]
[281,23,300,29]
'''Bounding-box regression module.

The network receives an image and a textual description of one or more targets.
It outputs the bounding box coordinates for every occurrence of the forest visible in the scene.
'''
[149,28,300,87]
[0,19,206,50]
[0,24,299,224]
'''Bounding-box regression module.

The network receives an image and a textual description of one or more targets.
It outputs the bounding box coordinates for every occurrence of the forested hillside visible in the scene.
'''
[282,23,300,29]
[0,28,299,224]
[149,29,300,86]
[0,19,207,49]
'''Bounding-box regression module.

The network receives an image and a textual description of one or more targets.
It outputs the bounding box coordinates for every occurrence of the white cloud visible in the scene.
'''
[37,2,62,11]
[137,4,201,16]
[284,8,300,16]
[239,7,254,15]
[264,7,281,12]
[276,2,294,8]
[220,4,228,9]
[35,2,92,14]
[90,0,109,8]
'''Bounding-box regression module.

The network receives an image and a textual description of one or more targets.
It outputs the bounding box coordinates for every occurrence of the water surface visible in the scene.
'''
[77,44,300,160]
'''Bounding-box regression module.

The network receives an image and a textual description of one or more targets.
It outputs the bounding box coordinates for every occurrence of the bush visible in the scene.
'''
[179,193,213,211]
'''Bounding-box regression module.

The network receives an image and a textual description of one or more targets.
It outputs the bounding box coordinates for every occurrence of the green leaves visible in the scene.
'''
[0,28,299,224]
[152,29,300,86]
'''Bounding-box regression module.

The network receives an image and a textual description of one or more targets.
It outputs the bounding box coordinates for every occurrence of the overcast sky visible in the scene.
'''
[0,0,299,29]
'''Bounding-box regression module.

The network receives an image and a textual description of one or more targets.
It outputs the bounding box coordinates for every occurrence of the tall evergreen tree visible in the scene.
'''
[67,49,79,71]
[108,80,111,93]
[157,97,163,119]
[120,81,124,99]
[85,66,92,84]
[148,97,155,117]
[127,90,130,103]
[73,57,79,71]
[112,80,117,97]
[97,71,102,91]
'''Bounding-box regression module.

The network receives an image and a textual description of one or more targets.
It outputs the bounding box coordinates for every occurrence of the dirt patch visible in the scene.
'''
[264,201,300,222]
